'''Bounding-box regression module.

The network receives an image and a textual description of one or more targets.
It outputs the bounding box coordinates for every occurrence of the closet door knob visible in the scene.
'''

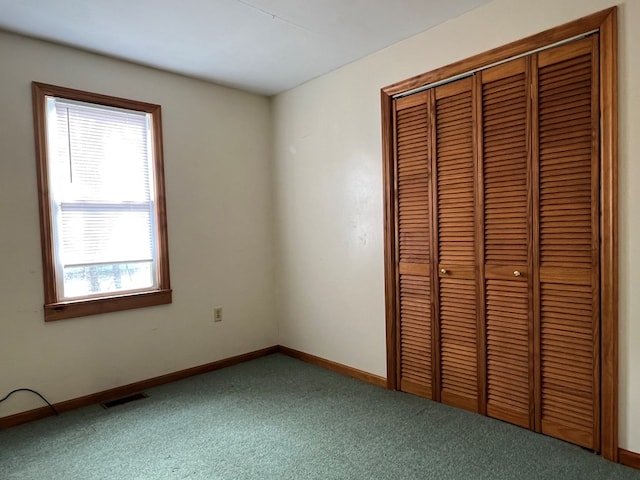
[513,270,522,277]
[440,268,447,274]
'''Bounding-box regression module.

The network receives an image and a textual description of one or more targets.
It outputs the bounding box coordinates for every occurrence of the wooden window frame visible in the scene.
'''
[32,82,172,322]
[381,8,618,460]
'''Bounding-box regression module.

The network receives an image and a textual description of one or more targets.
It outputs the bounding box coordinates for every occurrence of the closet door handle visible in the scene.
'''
[440,268,448,274]
[513,270,522,277]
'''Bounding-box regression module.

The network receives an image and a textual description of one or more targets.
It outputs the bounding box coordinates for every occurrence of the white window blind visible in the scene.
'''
[45,96,158,299]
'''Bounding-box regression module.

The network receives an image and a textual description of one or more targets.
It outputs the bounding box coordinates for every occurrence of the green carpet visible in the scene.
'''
[1,354,637,479]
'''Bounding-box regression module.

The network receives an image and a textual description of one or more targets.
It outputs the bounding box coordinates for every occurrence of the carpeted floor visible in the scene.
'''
[0,354,638,479]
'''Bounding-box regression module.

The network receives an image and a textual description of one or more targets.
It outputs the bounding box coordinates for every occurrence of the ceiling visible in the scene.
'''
[0,0,491,96]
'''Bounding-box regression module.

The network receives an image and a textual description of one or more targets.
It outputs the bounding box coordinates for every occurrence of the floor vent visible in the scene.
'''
[101,392,148,409]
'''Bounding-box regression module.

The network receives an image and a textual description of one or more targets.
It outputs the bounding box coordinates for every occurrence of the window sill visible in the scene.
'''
[44,289,172,321]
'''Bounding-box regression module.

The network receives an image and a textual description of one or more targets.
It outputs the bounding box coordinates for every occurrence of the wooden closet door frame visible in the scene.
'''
[381,7,618,461]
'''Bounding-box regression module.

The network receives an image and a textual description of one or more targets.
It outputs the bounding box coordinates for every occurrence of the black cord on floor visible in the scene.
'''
[0,389,59,416]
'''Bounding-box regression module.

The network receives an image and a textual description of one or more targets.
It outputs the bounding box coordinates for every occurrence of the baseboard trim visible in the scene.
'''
[0,345,278,429]
[619,449,640,470]
[3,345,386,429]
[277,345,387,388]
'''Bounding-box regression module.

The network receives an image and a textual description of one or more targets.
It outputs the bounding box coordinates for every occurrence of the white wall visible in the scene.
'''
[0,32,277,417]
[272,0,640,452]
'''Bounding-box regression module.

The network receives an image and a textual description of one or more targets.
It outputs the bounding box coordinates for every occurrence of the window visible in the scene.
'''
[32,83,171,321]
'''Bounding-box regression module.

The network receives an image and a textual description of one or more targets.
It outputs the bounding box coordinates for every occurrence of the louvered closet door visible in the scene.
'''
[535,36,600,450]
[433,78,479,413]
[394,93,434,398]
[479,58,533,429]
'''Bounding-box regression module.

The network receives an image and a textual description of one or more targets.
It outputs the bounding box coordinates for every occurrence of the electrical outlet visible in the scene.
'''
[213,307,223,323]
